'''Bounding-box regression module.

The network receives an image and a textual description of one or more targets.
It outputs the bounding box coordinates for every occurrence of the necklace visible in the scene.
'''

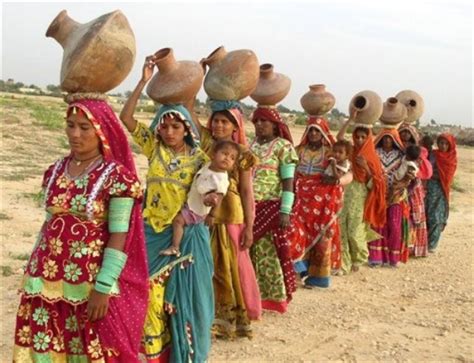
[167,144,188,172]
[73,154,102,166]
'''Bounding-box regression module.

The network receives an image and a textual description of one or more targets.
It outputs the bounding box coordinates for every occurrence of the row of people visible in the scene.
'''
[13,55,457,362]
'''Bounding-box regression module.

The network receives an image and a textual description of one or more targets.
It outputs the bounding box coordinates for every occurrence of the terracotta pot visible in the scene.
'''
[202,46,259,100]
[380,97,408,127]
[146,48,204,104]
[250,64,291,106]
[349,90,383,126]
[46,10,136,93]
[300,84,335,116]
[395,90,424,123]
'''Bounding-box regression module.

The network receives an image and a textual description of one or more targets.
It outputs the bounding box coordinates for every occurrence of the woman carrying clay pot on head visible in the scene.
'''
[120,55,214,363]
[398,123,433,257]
[336,112,386,275]
[288,117,353,288]
[368,129,414,267]
[249,106,298,312]
[425,134,457,253]
[13,96,149,362]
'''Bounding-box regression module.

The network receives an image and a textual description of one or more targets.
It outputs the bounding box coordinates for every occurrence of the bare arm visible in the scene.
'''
[119,55,156,133]
[239,168,255,249]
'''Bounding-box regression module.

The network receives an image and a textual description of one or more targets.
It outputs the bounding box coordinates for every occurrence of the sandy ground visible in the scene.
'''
[0,94,473,362]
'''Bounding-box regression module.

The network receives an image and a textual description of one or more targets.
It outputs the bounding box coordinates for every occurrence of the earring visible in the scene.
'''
[184,132,189,136]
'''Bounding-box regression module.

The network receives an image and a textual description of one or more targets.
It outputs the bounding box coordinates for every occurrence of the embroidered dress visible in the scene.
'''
[250,137,298,313]
[14,158,142,362]
[408,178,429,257]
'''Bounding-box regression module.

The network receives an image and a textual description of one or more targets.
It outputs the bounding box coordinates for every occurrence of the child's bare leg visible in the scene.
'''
[160,213,186,256]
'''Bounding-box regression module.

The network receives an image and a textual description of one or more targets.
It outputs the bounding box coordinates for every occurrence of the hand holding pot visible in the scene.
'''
[142,55,157,83]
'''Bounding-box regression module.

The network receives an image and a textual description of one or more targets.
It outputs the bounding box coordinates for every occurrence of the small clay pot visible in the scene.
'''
[349,90,383,126]
[250,64,291,105]
[46,10,136,93]
[202,46,259,100]
[146,48,204,104]
[395,90,424,123]
[380,97,408,127]
[300,84,335,116]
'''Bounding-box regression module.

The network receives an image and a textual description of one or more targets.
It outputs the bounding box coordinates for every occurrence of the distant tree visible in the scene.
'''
[277,104,291,113]
[430,119,437,126]
[14,82,25,89]
[124,90,133,98]
[29,84,41,90]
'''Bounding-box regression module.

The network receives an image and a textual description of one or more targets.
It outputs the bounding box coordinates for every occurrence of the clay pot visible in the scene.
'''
[380,97,408,127]
[250,64,291,105]
[349,90,383,126]
[146,48,204,104]
[300,84,335,116]
[202,46,259,100]
[46,10,136,93]
[395,90,424,123]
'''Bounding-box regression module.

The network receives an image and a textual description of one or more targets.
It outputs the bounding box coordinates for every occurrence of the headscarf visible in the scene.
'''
[150,104,200,147]
[374,128,405,151]
[251,106,293,144]
[66,99,148,360]
[433,133,457,202]
[207,99,248,146]
[298,116,336,148]
[398,123,432,180]
[352,128,387,227]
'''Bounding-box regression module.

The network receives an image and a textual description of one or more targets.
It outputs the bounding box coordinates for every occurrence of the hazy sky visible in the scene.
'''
[1,1,472,126]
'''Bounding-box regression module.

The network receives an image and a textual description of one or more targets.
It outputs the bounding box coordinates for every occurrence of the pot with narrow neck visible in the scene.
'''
[202,46,259,100]
[146,48,204,104]
[349,90,383,127]
[46,9,136,93]
[395,90,424,124]
[300,84,335,116]
[380,97,408,128]
[250,63,291,106]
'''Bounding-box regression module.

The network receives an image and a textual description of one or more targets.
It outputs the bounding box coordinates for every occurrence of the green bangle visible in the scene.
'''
[280,191,295,214]
[280,163,296,180]
[109,198,134,233]
[95,248,128,294]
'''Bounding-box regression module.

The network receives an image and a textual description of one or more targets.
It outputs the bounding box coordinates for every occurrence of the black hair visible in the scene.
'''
[211,110,238,127]
[212,140,241,157]
[405,144,421,161]
[354,126,370,136]
[333,139,353,158]
[420,134,434,151]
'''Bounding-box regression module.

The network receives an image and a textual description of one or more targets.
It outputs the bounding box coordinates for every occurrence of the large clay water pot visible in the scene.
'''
[202,46,259,100]
[46,10,136,93]
[300,84,335,116]
[395,90,424,123]
[146,48,204,104]
[349,90,383,127]
[379,97,408,128]
[250,64,291,106]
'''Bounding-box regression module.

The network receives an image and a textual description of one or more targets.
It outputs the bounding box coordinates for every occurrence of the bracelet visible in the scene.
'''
[109,198,134,233]
[95,248,128,294]
[280,163,296,180]
[280,191,295,214]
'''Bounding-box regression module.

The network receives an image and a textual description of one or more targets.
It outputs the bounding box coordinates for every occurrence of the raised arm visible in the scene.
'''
[120,55,157,133]
[337,109,358,141]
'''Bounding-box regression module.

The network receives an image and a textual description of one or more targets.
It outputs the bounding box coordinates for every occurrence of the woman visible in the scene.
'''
[120,56,213,362]
[369,129,411,267]
[289,117,352,288]
[250,106,298,313]
[425,133,457,252]
[336,118,386,274]
[398,123,433,257]
[196,99,260,338]
[13,96,148,362]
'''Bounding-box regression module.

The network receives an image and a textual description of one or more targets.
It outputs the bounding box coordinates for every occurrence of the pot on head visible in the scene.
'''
[300,84,335,116]
[250,63,291,106]
[395,90,424,124]
[348,90,383,128]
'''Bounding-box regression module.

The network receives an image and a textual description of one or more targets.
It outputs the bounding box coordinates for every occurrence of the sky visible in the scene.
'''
[1,0,472,126]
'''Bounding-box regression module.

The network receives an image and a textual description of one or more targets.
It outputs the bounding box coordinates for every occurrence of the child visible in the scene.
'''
[326,139,352,180]
[395,144,421,181]
[160,140,240,256]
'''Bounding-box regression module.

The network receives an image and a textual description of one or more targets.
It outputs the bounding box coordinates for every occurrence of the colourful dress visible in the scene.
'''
[14,157,143,362]
[132,122,213,363]
[369,148,410,266]
[289,145,344,288]
[250,137,298,312]
[408,178,429,257]
[200,127,259,338]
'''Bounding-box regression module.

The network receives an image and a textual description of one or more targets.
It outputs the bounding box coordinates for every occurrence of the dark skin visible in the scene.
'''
[253,118,293,228]
[306,128,338,185]
[66,112,127,322]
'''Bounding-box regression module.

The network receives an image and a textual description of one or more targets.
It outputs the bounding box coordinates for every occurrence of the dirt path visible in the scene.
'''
[1,94,472,361]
